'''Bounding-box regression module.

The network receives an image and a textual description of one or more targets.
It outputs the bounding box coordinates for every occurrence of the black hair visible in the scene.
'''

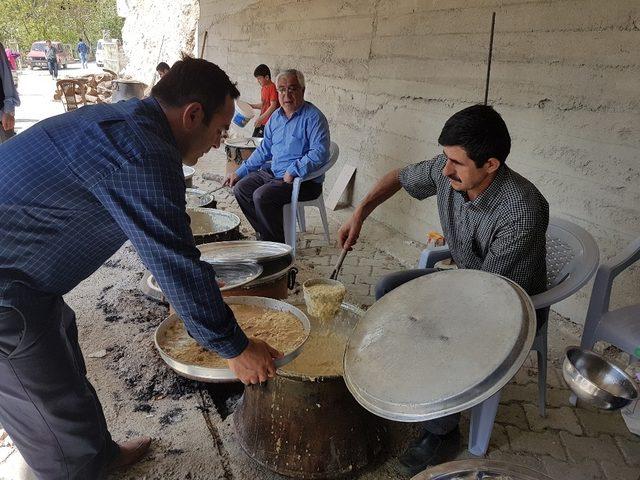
[151,56,240,124]
[79,38,83,42]
[156,62,170,72]
[438,104,511,167]
[253,64,271,78]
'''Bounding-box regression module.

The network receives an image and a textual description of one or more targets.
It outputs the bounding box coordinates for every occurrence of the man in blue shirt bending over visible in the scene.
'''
[224,69,330,243]
[0,57,281,479]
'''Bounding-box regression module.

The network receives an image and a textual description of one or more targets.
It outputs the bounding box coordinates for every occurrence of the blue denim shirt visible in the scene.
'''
[235,102,330,183]
[0,97,248,358]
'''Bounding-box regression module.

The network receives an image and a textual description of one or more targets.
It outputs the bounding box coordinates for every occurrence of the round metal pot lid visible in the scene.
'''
[143,262,263,300]
[343,270,536,422]
[413,459,553,480]
[187,208,240,237]
[198,240,292,264]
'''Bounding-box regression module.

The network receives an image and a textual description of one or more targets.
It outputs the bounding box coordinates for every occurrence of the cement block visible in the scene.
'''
[524,405,583,436]
[559,432,624,464]
[615,435,640,466]
[575,409,633,437]
[495,403,529,430]
[600,460,640,480]
[506,426,566,460]
[541,457,603,480]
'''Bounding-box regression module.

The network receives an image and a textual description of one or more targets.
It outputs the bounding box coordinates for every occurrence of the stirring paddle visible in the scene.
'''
[330,249,349,280]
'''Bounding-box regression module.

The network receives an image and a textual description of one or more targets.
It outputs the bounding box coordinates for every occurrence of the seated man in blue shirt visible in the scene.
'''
[0,57,281,479]
[224,69,330,243]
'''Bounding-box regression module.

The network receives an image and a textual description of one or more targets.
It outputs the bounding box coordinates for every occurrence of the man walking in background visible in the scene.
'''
[45,40,58,79]
[77,38,89,69]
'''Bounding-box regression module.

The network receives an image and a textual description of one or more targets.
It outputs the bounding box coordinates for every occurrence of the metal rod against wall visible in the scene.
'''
[484,12,496,105]
[200,31,209,59]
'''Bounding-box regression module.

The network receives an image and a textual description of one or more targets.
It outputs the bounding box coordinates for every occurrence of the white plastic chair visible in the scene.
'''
[578,236,640,361]
[418,217,599,455]
[283,142,339,256]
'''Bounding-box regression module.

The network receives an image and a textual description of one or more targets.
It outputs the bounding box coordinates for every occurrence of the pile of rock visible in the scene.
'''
[53,72,116,105]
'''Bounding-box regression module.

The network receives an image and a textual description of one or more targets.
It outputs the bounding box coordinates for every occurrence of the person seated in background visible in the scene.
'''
[248,63,278,137]
[224,69,330,243]
[156,62,170,78]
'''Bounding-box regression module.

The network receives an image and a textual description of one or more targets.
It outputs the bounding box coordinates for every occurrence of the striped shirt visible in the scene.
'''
[400,154,549,295]
[0,97,248,358]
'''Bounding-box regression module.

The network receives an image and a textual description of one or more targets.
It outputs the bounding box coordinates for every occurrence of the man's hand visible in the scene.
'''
[227,338,283,385]
[283,172,295,184]
[254,117,263,128]
[1,112,15,132]
[223,171,240,187]
[337,213,364,251]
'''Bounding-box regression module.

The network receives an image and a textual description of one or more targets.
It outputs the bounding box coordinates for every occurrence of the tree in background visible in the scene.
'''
[0,0,124,55]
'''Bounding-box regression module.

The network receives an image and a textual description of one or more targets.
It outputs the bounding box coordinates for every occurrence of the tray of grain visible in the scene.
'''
[154,296,310,382]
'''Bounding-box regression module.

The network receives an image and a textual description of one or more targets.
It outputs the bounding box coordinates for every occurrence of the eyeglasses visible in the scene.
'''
[277,86,301,94]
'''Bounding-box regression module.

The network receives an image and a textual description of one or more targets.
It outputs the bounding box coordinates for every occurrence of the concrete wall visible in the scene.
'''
[199,0,640,324]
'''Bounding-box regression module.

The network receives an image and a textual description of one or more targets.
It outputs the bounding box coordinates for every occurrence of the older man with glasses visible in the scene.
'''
[225,69,330,243]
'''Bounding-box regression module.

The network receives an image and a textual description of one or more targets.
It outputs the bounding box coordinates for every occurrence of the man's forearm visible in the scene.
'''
[354,169,402,221]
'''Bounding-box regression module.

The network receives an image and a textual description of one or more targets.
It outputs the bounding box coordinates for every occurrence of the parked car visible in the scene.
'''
[26,41,72,69]
[95,39,105,67]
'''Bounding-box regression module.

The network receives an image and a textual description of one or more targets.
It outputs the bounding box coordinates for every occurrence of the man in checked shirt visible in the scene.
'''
[0,57,282,478]
[338,104,549,475]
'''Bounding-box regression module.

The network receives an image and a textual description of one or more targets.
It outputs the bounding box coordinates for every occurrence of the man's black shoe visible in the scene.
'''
[396,427,461,477]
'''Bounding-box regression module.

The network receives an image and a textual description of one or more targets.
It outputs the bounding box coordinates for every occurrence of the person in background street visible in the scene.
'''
[45,40,58,79]
[77,38,89,69]
[0,56,280,478]
[4,46,19,71]
[248,64,278,137]
[156,61,170,78]
[225,69,330,243]
[0,43,20,143]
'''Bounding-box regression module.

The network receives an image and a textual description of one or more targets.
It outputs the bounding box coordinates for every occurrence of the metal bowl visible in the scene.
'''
[186,188,216,209]
[563,346,639,410]
[154,296,310,382]
[413,459,553,480]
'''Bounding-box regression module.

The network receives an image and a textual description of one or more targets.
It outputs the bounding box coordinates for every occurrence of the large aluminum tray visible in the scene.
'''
[140,262,263,302]
[187,208,240,238]
[344,270,536,422]
[154,296,310,383]
[198,240,292,264]
[413,459,553,480]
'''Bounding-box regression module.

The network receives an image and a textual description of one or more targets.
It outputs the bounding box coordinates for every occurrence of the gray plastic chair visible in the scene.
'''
[579,236,640,358]
[283,141,339,256]
[418,217,599,455]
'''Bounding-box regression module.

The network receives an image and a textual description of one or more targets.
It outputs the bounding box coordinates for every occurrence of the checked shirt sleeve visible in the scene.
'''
[398,155,443,200]
[90,156,249,358]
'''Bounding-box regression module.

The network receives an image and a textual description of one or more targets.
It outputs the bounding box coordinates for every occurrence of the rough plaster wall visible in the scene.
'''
[121,0,199,84]
[198,0,640,324]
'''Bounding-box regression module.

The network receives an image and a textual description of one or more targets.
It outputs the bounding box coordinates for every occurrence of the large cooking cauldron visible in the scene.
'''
[233,304,384,478]
[111,79,146,102]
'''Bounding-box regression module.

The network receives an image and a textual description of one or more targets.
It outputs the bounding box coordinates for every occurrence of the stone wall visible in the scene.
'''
[120,0,199,85]
[198,0,640,324]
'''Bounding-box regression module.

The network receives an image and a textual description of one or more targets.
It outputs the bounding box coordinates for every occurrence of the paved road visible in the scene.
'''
[13,61,105,134]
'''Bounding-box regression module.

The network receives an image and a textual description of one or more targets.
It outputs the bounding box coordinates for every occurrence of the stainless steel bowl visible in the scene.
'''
[413,459,553,480]
[563,346,639,410]
[186,188,216,208]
